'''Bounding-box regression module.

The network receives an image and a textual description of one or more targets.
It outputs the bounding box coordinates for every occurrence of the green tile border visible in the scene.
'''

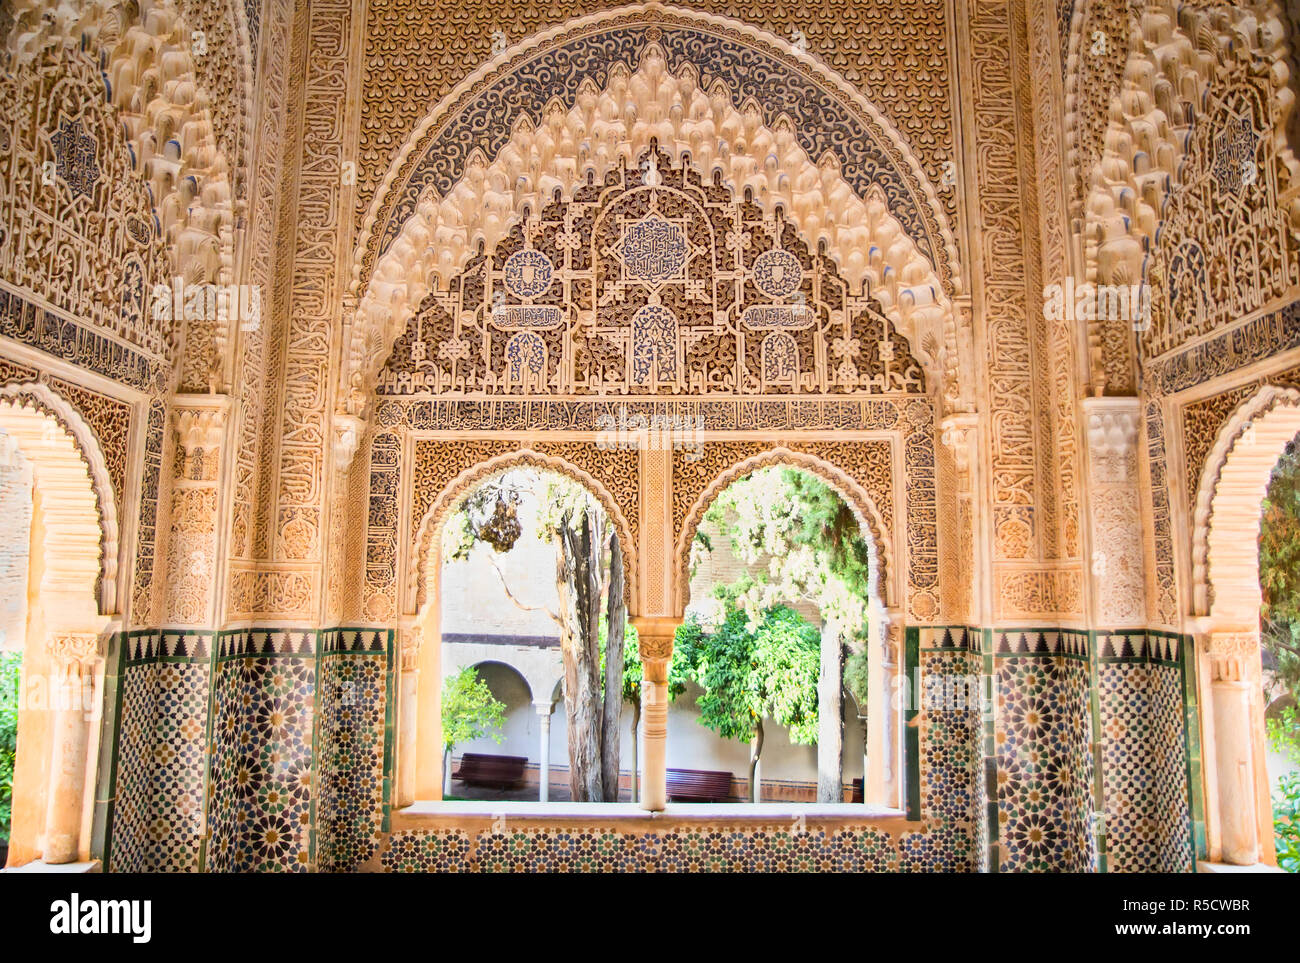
[380,629,397,833]
[97,630,127,868]
[904,625,920,822]
[1085,629,1106,872]
[980,627,998,873]
[1179,632,1204,868]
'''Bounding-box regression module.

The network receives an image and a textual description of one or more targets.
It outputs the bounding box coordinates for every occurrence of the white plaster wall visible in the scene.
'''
[440,487,561,639]
[0,452,32,654]
[454,660,537,759]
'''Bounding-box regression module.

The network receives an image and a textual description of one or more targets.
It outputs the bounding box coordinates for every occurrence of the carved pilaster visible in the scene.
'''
[1081,397,1145,627]
[1201,627,1267,865]
[43,628,104,864]
[396,620,422,808]
[165,395,231,626]
[941,413,980,623]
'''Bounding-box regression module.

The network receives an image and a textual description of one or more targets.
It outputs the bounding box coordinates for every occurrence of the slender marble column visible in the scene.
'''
[1208,631,1263,865]
[630,617,679,812]
[534,700,554,802]
[42,632,99,863]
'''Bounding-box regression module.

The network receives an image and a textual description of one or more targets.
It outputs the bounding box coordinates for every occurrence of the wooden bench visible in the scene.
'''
[453,752,528,789]
[666,768,734,803]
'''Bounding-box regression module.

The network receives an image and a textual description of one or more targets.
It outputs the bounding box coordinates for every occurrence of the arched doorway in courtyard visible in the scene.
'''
[407,454,636,806]
[354,7,946,822]
[1192,385,1300,866]
[674,451,897,809]
[0,388,117,867]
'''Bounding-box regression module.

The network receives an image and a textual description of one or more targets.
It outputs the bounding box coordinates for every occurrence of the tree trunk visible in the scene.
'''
[817,621,844,803]
[556,509,605,801]
[749,717,764,803]
[601,534,625,801]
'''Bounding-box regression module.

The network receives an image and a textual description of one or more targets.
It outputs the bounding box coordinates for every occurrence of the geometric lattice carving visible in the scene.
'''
[376,147,927,399]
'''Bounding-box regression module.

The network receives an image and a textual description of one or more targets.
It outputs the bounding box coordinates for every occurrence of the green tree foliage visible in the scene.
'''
[697,467,874,640]
[0,652,20,844]
[1259,440,1300,872]
[1258,438,1300,702]
[1274,770,1300,873]
[440,666,506,753]
[695,466,874,725]
[673,605,821,745]
[1268,705,1300,872]
[842,649,871,710]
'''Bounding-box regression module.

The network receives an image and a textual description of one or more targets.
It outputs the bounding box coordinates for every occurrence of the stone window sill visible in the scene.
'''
[0,859,101,874]
[398,800,909,821]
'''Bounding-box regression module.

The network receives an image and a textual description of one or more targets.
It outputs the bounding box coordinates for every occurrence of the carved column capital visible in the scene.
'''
[332,412,367,475]
[399,621,422,673]
[172,398,230,457]
[940,412,979,491]
[46,631,103,678]
[1205,630,1259,683]
[1081,396,1141,484]
[632,616,678,682]
[881,610,904,667]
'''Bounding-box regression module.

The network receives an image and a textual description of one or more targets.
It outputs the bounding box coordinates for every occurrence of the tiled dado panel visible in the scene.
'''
[108,630,212,873]
[916,627,985,872]
[108,632,160,873]
[380,823,931,873]
[993,631,1095,873]
[206,630,317,873]
[1097,633,1194,873]
[109,627,394,873]
[316,629,395,873]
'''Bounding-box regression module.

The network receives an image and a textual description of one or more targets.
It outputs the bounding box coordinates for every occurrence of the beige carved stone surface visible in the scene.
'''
[6,0,1300,872]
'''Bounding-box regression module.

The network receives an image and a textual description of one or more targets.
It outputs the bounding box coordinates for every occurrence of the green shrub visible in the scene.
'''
[0,651,20,844]
[1274,771,1300,873]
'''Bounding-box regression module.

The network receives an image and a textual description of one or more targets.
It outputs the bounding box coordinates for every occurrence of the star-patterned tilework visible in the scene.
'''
[206,630,316,873]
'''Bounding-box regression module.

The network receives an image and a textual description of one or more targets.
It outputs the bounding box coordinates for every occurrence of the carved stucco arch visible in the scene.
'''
[346,4,962,409]
[0,382,121,617]
[1191,384,1300,622]
[673,447,894,616]
[1067,0,1300,389]
[411,448,639,615]
[5,0,252,367]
